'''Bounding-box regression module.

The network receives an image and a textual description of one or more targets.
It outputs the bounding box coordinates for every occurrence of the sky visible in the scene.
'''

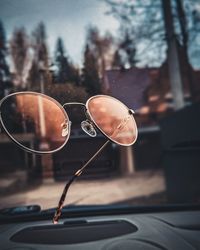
[1,0,199,69]
[0,0,119,66]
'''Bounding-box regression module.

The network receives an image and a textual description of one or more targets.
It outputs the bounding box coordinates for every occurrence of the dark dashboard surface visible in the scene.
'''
[0,210,200,250]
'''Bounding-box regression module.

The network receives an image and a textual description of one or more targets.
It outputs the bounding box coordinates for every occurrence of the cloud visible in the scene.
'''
[0,0,119,66]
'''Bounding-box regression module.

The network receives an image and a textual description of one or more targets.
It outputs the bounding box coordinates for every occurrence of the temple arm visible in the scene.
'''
[52,140,110,224]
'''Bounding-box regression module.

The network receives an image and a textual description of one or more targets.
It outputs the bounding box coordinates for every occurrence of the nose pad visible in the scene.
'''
[81,120,97,137]
[61,120,71,137]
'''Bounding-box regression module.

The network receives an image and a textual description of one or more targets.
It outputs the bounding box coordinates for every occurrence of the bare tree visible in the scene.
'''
[112,28,138,69]
[10,27,29,88]
[29,22,50,92]
[105,0,200,68]
[105,0,200,101]
[87,26,113,76]
[82,43,101,95]
[0,20,11,98]
[54,37,81,85]
[106,0,166,67]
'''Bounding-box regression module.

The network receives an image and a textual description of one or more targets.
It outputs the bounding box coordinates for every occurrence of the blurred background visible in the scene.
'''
[0,0,200,210]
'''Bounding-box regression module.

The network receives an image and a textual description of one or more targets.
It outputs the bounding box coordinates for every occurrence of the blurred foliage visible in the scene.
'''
[86,26,113,74]
[31,22,49,68]
[28,22,51,90]
[46,82,88,104]
[0,20,11,98]
[54,37,81,85]
[82,43,101,95]
[82,26,114,95]
[0,20,115,97]
[112,29,138,69]
[105,0,166,67]
[10,27,29,88]
[105,0,200,68]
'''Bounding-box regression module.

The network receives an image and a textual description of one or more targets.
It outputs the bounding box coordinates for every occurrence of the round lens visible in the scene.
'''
[86,95,138,146]
[0,92,70,153]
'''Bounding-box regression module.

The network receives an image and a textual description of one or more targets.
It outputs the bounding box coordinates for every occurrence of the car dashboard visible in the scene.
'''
[0,210,200,249]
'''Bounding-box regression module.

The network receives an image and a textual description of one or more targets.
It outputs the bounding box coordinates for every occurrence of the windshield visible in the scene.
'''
[0,0,200,215]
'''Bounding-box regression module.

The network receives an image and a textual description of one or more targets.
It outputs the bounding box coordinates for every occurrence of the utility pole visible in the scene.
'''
[38,61,54,182]
[162,0,185,110]
[176,0,195,100]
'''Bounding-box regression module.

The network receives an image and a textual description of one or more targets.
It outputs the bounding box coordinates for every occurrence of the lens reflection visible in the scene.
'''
[0,93,70,153]
[87,96,137,146]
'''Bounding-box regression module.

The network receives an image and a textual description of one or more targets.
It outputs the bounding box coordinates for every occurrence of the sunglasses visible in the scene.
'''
[0,91,138,223]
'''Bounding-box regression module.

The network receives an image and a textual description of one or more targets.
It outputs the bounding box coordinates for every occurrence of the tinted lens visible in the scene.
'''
[87,95,138,146]
[0,92,70,153]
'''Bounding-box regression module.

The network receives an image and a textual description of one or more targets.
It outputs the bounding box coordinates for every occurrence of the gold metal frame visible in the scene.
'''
[86,94,138,146]
[0,91,138,224]
[0,91,71,154]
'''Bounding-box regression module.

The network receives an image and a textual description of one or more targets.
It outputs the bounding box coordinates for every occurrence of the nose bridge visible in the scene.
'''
[62,101,87,125]
[62,102,96,137]
[62,102,87,136]
[62,102,86,109]
[61,119,72,137]
[81,120,97,137]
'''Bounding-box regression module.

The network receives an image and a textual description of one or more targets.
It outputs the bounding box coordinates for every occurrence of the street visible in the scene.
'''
[0,170,166,210]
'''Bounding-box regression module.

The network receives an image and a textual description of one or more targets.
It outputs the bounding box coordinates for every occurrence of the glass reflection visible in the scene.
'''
[87,96,137,145]
[0,93,69,152]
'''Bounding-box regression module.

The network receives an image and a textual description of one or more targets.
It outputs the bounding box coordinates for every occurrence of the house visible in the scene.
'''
[103,45,200,127]
[102,67,153,111]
